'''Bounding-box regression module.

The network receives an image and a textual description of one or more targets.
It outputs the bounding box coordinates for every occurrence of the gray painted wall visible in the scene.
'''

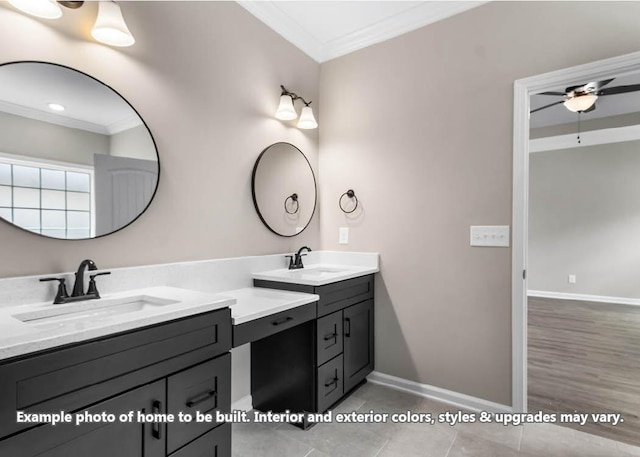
[110,124,157,161]
[529,140,640,298]
[0,111,108,165]
[0,1,319,278]
[318,1,640,405]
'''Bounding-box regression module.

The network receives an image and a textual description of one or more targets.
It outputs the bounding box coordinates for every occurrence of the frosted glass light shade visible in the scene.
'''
[297,105,318,129]
[91,1,135,47]
[275,95,297,120]
[8,0,62,19]
[564,94,597,113]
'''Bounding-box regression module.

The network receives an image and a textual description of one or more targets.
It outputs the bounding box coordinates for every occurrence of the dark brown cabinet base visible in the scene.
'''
[253,274,375,417]
[0,309,232,457]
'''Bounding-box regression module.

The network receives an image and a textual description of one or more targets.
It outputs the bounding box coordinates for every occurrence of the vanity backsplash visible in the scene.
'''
[0,251,379,308]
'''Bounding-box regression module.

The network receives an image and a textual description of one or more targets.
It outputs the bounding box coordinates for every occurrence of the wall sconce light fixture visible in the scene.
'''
[275,85,318,130]
[8,0,135,47]
[8,0,64,19]
[91,1,135,47]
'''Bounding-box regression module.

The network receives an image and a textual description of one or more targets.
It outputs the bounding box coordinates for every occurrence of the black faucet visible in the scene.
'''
[40,259,111,304]
[286,246,312,270]
[72,259,98,297]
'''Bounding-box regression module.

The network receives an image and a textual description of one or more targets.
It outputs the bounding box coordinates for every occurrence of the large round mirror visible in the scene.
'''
[0,61,159,240]
[252,143,316,237]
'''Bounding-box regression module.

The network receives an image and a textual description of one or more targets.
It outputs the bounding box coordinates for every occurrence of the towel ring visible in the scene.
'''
[284,193,299,214]
[339,189,358,214]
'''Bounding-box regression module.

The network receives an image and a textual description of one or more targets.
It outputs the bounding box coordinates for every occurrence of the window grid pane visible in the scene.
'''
[0,160,92,239]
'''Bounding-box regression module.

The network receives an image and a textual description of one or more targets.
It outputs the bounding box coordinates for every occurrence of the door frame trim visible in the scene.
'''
[511,50,640,412]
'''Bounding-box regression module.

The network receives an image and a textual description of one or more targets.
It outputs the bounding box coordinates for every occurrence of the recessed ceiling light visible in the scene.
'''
[48,103,65,112]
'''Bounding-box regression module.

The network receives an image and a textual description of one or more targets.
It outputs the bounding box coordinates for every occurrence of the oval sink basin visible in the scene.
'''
[12,295,178,330]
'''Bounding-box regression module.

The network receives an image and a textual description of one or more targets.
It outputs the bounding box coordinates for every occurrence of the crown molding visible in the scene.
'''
[237,1,324,62]
[0,100,109,135]
[238,1,487,63]
[107,115,142,135]
[0,100,141,135]
[322,1,487,62]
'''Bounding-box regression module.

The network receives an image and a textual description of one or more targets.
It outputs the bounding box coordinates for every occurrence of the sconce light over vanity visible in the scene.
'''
[8,0,135,47]
[275,85,318,130]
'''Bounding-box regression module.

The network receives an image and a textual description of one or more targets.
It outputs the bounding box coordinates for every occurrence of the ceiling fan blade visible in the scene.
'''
[539,91,566,96]
[597,78,615,89]
[598,84,640,96]
[566,78,615,94]
[530,100,564,114]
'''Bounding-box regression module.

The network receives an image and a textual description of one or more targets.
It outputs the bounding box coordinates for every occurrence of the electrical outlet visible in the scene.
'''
[339,227,349,245]
[568,274,576,284]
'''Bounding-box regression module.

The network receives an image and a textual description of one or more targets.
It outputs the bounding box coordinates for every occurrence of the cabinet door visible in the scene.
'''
[0,380,165,457]
[343,300,374,393]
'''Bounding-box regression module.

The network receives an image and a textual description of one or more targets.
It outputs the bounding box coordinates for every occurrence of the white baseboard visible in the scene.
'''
[231,395,252,412]
[528,290,640,307]
[367,371,512,414]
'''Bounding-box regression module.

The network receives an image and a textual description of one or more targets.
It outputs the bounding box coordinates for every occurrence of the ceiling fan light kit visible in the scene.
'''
[563,94,598,113]
[532,78,640,115]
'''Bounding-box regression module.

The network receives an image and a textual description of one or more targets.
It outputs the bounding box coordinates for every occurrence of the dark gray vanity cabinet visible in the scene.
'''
[0,308,232,457]
[254,274,375,413]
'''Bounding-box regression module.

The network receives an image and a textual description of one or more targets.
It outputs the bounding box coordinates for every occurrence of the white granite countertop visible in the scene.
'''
[0,286,235,361]
[221,288,319,325]
[252,263,379,286]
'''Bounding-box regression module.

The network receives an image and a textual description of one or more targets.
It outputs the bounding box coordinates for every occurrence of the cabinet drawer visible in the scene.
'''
[316,275,374,317]
[317,354,343,413]
[170,422,231,457]
[0,308,231,440]
[316,311,343,366]
[233,302,316,347]
[167,353,231,454]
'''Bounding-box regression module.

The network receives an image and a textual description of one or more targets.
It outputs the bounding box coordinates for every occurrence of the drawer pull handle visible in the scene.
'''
[325,377,339,388]
[152,400,162,440]
[323,332,338,341]
[186,390,217,408]
[344,318,351,337]
[272,316,294,326]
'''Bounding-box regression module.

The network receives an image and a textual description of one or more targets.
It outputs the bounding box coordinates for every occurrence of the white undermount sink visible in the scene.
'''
[12,295,179,330]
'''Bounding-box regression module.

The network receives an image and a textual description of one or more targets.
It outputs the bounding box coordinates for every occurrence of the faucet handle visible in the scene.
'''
[39,277,69,304]
[87,272,111,298]
[285,255,295,269]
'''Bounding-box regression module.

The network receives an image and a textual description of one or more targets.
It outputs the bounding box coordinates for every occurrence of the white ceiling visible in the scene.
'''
[237,1,486,63]
[0,62,141,135]
[530,73,640,129]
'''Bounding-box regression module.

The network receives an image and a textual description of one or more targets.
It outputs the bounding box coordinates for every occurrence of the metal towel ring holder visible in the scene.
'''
[284,193,299,214]
[339,189,358,214]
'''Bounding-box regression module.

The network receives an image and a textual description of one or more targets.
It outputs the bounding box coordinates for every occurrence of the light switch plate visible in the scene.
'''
[470,226,510,247]
[339,227,349,245]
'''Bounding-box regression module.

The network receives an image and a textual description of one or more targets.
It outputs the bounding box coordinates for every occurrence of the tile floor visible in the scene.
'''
[232,383,640,457]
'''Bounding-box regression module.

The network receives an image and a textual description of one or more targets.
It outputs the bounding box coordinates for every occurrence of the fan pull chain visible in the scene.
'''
[577,112,581,144]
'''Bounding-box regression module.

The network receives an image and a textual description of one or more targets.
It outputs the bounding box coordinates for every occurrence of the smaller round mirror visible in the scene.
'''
[252,143,317,237]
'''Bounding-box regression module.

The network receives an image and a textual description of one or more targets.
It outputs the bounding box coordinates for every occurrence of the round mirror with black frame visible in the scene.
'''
[251,142,317,237]
[0,61,159,240]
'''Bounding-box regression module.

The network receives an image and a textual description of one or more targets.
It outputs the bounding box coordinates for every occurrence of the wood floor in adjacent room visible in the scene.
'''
[528,296,640,447]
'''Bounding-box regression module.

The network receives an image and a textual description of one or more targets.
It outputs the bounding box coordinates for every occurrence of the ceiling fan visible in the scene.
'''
[530,78,640,114]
